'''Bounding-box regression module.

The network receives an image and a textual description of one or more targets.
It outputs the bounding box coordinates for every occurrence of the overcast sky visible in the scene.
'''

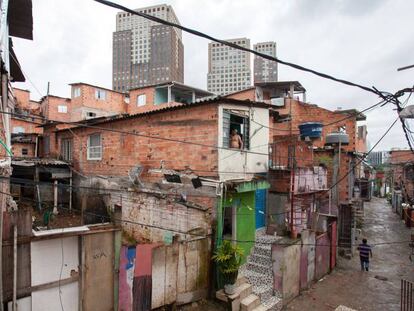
[12,0,414,151]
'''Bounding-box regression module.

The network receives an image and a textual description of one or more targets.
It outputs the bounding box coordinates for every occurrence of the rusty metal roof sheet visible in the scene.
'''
[12,158,69,167]
[55,97,272,131]
[8,0,33,40]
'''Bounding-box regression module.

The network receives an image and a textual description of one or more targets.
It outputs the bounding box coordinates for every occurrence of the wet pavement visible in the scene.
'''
[287,197,414,311]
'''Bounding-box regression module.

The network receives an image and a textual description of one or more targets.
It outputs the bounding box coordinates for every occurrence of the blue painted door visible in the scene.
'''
[255,189,266,229]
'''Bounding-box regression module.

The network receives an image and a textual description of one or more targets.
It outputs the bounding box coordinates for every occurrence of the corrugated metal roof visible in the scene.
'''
[8,0,33,40]
[56,97,272,131]
[12,158,69,167]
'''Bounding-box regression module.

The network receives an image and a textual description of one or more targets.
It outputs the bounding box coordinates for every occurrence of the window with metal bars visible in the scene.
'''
[223,109,250,150]
[61,139,73,162]
[87,133,102,160]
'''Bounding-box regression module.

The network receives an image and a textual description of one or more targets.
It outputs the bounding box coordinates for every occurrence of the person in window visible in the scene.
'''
[230,128,243,149]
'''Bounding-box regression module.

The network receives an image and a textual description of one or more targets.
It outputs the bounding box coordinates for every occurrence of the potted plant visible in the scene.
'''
[212,240,244,295]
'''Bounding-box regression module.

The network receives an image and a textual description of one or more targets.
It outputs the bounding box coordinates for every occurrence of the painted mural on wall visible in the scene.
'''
[119,244,156,311]
[119,246,136,311]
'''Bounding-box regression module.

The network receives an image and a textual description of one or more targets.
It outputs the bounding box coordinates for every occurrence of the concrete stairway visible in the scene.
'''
[239,232,282,310]
[216,276,281,311]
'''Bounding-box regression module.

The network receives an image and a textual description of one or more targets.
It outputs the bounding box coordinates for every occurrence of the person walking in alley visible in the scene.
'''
[357,238,372,271]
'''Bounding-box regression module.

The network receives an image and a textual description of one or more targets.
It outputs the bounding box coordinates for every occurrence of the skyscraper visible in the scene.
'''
[112,5,184,92]
[207,38,251,95]
[253,42,278,84]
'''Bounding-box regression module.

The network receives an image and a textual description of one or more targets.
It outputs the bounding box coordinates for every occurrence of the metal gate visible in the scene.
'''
[338,203,352,248]
[401,279,414,311]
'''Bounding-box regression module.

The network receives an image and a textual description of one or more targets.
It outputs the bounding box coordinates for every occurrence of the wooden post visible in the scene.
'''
[69,169,73,212]
[53,179,58,214]
[12,224,17,311]
[81,195,87,225]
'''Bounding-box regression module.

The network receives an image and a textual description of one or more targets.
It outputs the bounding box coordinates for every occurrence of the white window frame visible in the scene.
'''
[58,105,68,113]
[95,89,107,100]
[12,126,25,134]
[61,138,73,162]
[73,87,81,98]
[87,133,102,160]
[136,94,146,107]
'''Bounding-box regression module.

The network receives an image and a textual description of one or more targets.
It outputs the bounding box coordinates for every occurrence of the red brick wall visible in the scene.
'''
[270,135,315,168]
[11,142,36,157]
[127,87,191,115]
[226,88,256,101]
[41,96,72,123]
[389,150,414,164]
[14,88,30,108]
[128,87,155,115]
[14,88,41,114]
[70,84,127,120]
[56,103,220,180]
[272,99,358,152]
[11,118,43,135]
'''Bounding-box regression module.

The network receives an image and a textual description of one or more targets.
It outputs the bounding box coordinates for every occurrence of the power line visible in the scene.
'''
[4,186,411,247]
[254,98,387,132]
[0,178,327,217]
[316,116,400,199]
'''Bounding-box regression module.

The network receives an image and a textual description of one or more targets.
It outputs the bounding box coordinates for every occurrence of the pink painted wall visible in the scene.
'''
[314,233,330,280]
[118,246,136,311]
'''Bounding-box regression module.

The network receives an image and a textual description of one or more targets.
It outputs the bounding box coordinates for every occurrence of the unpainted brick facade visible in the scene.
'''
[40,95,72,123]
[69,83,127,121]
[11,141,36,157]
[13,88,41,114]
[49,102,220,181]
[11,117,42,135]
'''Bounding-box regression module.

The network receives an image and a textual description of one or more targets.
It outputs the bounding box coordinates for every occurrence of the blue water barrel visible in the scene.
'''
[298,122,323,139]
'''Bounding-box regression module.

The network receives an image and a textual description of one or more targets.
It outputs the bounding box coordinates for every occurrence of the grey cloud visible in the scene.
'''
[11,0,414,151]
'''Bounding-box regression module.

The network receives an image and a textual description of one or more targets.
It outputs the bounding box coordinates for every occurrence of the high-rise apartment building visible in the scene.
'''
[253,42,278,84]
[113,4,184,92]
[207,38,251,95]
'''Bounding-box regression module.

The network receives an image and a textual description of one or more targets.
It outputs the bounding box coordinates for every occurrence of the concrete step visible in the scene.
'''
[248,253,273,266]
[246,261,273,275]
[236,275,248,286]
[262,296,283,310]
[255,235,280,244]
[216,282,252,303]
[252,305,267,311]
[253,244,272,257]
[252,284,273,302]
[242,269,273,287]
[241,294,260,311]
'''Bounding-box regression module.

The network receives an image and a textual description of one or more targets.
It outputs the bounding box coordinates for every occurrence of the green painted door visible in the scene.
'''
[222,191,256,263]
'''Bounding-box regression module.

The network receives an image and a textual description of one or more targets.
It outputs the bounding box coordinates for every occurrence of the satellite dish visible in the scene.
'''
[128,165,144,187]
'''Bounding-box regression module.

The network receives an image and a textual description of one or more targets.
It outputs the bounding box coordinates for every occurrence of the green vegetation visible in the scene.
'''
[212,240,244,285]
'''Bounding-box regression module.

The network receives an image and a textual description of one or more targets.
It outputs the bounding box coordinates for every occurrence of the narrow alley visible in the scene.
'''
[287,197,414,311]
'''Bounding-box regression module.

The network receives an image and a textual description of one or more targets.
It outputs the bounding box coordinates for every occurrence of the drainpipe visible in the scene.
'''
[12,224,17,311]
[53,179,58,214]
[34,135,38,157]
[0,70,10,311]
[337,140,342,206]
[167,85,172,103]
[290,167,296,239]
[69,168,72,212]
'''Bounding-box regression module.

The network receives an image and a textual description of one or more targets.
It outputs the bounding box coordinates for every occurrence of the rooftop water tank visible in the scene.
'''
[325,132,349,145]
[298,122,323,139]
